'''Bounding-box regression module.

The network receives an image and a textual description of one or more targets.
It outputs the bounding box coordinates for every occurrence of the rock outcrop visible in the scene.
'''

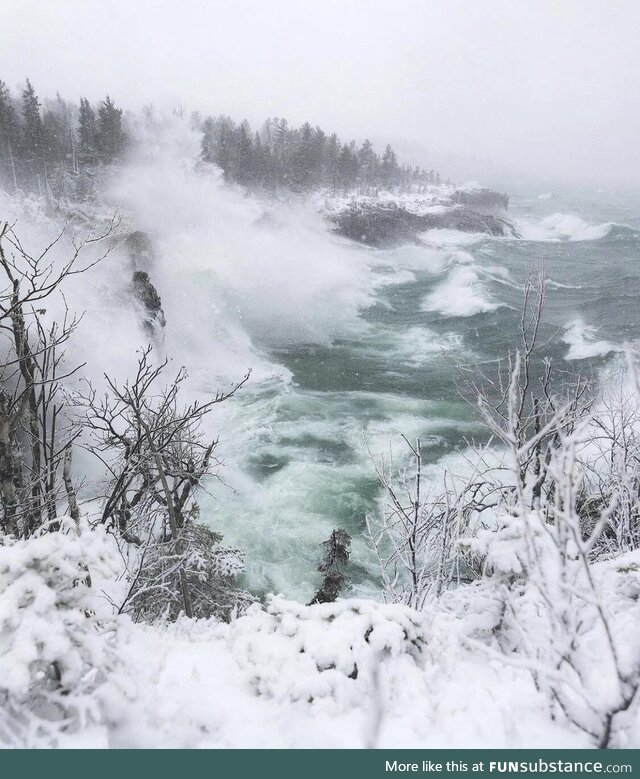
[327,192,518,248]
[124,231,166,342]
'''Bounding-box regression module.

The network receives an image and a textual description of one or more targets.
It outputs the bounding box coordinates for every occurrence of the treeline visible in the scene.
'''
[0,76,448,200]
[199,115,448,193]
[0,77,127,196]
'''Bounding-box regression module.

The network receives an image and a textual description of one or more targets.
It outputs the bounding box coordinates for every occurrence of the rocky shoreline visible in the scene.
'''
[323,186,518,248]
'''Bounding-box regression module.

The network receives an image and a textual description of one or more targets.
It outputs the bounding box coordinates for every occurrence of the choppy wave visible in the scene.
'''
[545,278,585,290]
[562,319,621,360]
[422,265,498,317]
[516,212,613,242]
[355,324,463,367]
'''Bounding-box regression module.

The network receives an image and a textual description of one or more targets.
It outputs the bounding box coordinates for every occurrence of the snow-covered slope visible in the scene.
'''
[2,521,638,749]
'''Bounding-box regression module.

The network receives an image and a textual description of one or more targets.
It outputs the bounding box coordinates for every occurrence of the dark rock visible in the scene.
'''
[329,201,518,248]
[122,230,166,342]
[132,271,166,339]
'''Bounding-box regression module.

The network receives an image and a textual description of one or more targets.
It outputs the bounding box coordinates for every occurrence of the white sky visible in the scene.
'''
[2,0,639,187]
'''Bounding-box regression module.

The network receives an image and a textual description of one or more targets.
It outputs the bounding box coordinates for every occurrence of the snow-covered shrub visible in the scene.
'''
[122,522,254,623]
[226,596,427,717]
[366,280,640,746]
[0,520,117,747]
[76,346,252,623]
[459,408,640,747]
[578,365,640,558]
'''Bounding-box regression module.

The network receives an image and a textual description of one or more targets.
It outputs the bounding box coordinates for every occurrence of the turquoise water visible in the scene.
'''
[211,188,640,601]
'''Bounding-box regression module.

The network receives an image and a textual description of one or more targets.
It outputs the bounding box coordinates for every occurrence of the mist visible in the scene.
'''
[3,0,639,188]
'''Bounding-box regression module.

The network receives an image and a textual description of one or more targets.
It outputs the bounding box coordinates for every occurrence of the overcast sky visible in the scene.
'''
[3,0,639,187]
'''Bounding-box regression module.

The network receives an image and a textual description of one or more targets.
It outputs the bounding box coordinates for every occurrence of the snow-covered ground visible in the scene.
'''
[2,519,638,749]
[316,183,507,220]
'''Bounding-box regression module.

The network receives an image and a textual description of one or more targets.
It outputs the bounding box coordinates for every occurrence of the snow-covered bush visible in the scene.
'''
[366,277,640,746]
[0,520,118,747]
[122,523,254,623]
[579,364,640,558]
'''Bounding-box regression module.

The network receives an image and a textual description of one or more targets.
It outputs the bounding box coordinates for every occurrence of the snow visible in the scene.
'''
[317,185,467,221]
[2,517,638,748]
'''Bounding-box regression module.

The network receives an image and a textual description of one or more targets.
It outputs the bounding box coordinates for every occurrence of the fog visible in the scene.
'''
[3,0,640,187]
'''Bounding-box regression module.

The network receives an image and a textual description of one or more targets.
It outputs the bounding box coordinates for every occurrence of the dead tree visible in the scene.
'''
[0,218,117,537]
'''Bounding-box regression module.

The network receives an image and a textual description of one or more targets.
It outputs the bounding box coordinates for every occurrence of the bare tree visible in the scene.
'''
[0,218,117,537]
[76,346,251,621]
[366,435,489,608]
[579,366,640,558]
[458,270,591,514]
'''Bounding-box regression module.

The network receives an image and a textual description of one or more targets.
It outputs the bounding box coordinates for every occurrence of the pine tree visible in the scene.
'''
[0,80,19,188]
[308,528,351,605]
[197,111,443,197]
[323,132,340,191]
[42,110,66,166]
[234,121,253,185]
[21,79,42,161]
[274,117,289,185]
[311,126,326,188]
[358,139,378,190]
[78,97,97,164]
[290,121,316,190]
[214,116,237,180]
[96,95,125,162]
[337,144,358,191]
[381,144,399,190]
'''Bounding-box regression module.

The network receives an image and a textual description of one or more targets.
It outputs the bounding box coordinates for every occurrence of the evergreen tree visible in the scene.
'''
[42,109,67,167]
[210,116,237,180]
[234,121,253,185]
[0,80,19,188]
[323,132,340,191]
[274,117,289,185]
[96,95,125,162]
[197,110,446,195]
[308,528,351,605]
[252,131,274,187]
[381,144,399,189]
[337,144,358,191]
[200,116,217,164]
[311,125,326,187]
[358,138,378,190]
[21,79,43,161]
[290,121,315,190]
[78,97,97,164]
